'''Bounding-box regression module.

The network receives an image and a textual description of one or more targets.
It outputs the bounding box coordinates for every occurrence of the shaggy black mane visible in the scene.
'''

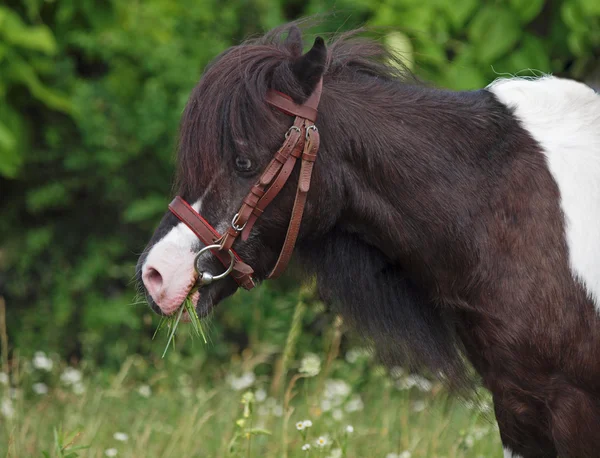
[300,229,472,391]
[176,23,415,197]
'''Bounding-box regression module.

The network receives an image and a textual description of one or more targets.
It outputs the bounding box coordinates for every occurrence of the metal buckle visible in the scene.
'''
[194,244,235,285]
[285,125,301,139]
[231,212,247,232]
[306,125,318,140]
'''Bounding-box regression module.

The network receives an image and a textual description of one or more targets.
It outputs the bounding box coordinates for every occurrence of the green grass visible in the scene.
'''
[1,298,503,458]
[155,293,207,358]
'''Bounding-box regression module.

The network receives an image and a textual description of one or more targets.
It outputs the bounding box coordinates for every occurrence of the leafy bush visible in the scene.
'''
[1,0,598,365]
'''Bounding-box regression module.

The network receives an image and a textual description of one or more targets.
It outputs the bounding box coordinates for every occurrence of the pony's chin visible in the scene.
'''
[194,292,215,318]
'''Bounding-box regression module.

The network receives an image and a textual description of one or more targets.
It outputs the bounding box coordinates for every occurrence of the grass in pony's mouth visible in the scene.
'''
[153,288,207,358]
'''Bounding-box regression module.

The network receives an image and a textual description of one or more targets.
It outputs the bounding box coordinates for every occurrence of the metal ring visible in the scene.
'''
[306,125,318,140]
[231,213,247,232]
[285,126,301,139]
[194,244,235,284]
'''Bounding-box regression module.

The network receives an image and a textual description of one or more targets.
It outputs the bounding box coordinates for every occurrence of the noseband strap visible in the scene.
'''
[168,197,256,290]
[168,78,323,290]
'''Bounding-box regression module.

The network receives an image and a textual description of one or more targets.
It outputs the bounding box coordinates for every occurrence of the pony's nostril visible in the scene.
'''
[143,267,163,295]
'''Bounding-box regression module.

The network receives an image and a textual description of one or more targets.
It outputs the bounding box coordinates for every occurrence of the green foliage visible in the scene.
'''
[0,0,598,367]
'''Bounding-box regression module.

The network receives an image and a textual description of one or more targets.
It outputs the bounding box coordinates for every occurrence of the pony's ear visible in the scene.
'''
[290,37,327,96]
[285,26,303,57]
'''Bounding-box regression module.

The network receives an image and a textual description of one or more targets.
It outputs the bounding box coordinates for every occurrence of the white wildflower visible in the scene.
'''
[0,373,8,385]
[104,448,118,457]
[32,383,48,395]
[344,395,364,412]
[60,367,82,385]
[345,348,360,364]
[302,444,311,451]
[332,409,343,421]
[389,366,405,379]
[1,398,15,419]
[328,449,342,458]
[113,432,129,442]
[324,379,351,399]
[296,421,305,431]
[412,401,426,412]
[345,425,354,433]
[302,420,313,428]
[137,384,151,398]
[255,388,267,402]
[415,378,432,392]
[396,374,432,392]
[464,435,475,448]
[315,436,329,447]
[226,372,255,391]
[181,386,192,398]
[72,382,85,395]
[32,352,53,371]
[472,426,490,440]
[299,353,321,377]
[345,347,370,363]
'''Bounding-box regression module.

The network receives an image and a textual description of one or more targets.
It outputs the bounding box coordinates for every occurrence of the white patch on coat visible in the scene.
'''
[488,76,600,311]
[503,447,523,458]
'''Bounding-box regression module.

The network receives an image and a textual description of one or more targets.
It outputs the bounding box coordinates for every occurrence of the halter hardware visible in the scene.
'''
[194,244,235,285]
[168,78,323,290]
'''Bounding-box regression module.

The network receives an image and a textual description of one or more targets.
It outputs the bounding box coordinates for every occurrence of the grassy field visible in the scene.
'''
[1,301,502,458]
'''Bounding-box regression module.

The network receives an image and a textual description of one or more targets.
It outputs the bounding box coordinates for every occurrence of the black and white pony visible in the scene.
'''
[136,24,600,457]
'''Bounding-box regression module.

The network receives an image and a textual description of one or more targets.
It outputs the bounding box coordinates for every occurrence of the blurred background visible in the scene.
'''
[0,1,598,457]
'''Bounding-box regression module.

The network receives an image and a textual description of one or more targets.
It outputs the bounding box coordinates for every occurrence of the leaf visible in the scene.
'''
[567,32,587,56]
[502,35,551,74]
[26,182,70,213]
[509,0,545,23]
[444,0,478,29]
[0,7,57,54]
[123,196,168,223]
[7,56,72,113]
[468,6,521,64]
[385,31,414,71]
[8,25,57,54]
[445,61,487,90]
[578,0,600,15]
[444,47,488,90]
[0,120,21,178]
[561,1,584,28]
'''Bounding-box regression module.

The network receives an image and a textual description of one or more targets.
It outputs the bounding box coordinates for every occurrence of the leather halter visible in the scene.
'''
[168,79,323,291]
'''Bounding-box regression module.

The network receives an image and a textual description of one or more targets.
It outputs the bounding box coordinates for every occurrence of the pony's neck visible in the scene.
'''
[320,81,525,295]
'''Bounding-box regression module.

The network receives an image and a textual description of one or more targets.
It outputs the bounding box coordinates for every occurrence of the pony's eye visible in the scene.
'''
[235,156,253,173]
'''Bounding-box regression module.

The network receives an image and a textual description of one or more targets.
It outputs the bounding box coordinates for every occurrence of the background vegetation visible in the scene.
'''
[0,0,598,456]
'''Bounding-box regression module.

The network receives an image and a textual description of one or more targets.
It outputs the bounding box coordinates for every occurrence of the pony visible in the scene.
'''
[136,23,600,457]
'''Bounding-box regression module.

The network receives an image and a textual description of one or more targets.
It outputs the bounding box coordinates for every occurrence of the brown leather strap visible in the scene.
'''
[168,197,256,290]
[219,120,304,250]
[241,137,305,240]
[268,122,320,279]
[265,79,323,122]
[259,118,304,186]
